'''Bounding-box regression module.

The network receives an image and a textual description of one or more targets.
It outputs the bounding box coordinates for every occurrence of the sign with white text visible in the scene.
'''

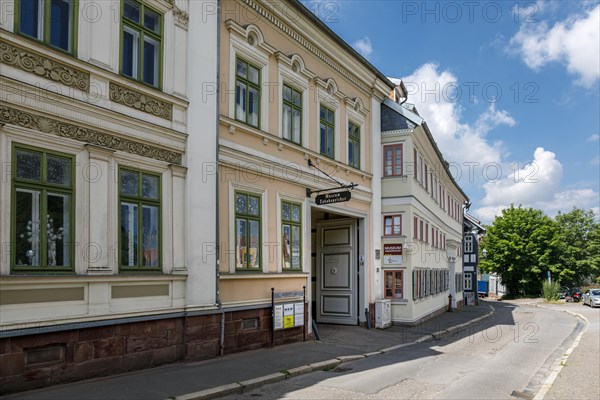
[315,190,351,205]
[383,243,403,265]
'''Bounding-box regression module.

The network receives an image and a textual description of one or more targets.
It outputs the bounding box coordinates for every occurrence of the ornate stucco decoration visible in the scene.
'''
[382,129,414,137]
[0,105,182,165]
[344,97,368,117]
[173,6,189,29]
[109,82,173,121]
[0,40,90,92]
[240,0,370,93]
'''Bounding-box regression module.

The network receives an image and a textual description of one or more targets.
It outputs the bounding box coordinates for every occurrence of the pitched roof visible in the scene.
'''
[288,0,395,90]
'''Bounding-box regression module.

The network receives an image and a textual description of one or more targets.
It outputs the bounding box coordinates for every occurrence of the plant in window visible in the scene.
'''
[13,147,73,272]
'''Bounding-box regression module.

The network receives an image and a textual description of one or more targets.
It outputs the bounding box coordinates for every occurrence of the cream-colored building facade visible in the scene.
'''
[380,97,468,323]
[217,0,394,336]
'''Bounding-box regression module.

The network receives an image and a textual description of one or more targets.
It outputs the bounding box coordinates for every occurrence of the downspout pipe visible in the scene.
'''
[214,0,225,356]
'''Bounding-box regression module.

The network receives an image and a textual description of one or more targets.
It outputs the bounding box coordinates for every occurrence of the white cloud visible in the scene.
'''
[587,134,600,142]
[398,63,511,167]
[472,148,599,223]
[591,156,600,165]
[480,148,562,206]
[352,37,372,59]
[509,5,600,87]
[396,63,599,223]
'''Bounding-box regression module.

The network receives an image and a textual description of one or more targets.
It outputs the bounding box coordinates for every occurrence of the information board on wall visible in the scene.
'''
[383,243,403,265]
[273,301,304,330]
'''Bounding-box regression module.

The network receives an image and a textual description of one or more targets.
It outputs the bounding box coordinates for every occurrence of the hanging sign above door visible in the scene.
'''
[315,190,351,205]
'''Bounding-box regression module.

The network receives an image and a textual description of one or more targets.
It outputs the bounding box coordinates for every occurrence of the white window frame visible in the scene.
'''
[123,25,140,79]
[464,235,473,253]
[464,272,473,291]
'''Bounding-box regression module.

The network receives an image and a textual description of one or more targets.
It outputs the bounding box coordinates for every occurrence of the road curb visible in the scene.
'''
[171,304,496,400]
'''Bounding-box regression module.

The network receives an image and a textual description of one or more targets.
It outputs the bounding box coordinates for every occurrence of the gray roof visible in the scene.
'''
[464,213,486,233]
[381,103,417,131]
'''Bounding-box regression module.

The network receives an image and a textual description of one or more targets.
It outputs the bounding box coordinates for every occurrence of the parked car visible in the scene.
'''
[582,289,600,308]
[559,286,569,299]
[565,288,583,302]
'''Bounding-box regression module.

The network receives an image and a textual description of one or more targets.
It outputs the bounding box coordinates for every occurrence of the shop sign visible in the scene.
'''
[383,243,403,265]
[315,190,351,205]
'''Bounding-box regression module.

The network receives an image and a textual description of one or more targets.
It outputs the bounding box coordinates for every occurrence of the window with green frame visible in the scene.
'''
[281,201,301,270]
[12,145,74,273]
[235,58,261,128]
[319,105,334,158]
[16,0,78,54]
[119,168,161,271]
[348,121,360,169]
[121,0,162,88]
[282,85,301,144]
[235,191,261,270]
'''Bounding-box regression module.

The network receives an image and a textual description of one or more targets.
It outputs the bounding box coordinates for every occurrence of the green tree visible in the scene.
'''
[590,224,600,283]
[480,205,560,297]
[555,208,600,285]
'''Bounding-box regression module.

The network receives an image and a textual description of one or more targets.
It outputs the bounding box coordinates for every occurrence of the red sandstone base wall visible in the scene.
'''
[0,306,307,395]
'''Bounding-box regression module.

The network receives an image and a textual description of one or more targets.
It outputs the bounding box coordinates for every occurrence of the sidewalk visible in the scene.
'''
[2,303,493,400]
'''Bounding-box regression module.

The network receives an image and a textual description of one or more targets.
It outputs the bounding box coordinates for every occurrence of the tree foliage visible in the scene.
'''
[480,206,599,297]
[480,205,559,296]
[555,208,600,285]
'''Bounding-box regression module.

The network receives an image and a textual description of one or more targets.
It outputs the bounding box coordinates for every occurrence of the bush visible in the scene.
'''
[542,281,560,302]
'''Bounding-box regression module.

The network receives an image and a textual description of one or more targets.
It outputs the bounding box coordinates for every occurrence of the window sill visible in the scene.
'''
[0,274,187,284]
[220,272,309,280]
[390,299,409,304]
[382,175,407,179]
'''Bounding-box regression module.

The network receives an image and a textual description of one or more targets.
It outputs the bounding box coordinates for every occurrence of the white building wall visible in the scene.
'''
[185,0,219,308]
[370,98,383,302]
[0,0,210,330]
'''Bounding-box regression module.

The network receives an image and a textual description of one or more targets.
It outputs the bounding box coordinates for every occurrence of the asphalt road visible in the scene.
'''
[220,301,587,399]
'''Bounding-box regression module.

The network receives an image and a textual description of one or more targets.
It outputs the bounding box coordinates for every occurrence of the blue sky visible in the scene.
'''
[302,0,600,223]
